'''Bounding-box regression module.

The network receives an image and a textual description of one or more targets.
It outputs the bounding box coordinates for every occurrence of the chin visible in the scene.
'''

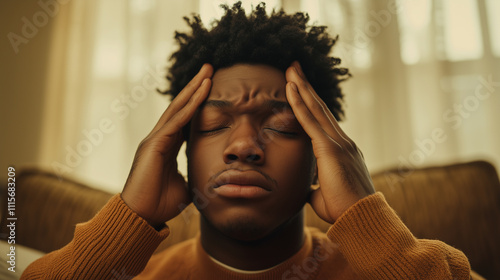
[210,213,275,242]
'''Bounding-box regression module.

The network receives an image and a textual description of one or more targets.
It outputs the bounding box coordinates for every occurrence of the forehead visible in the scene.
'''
[208,64,287,103]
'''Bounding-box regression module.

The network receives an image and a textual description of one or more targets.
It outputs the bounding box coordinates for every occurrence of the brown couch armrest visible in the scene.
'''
[371,160,500,279]
[0,168,113,253]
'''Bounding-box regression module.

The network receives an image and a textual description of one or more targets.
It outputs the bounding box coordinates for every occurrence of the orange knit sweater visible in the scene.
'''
[21,193,471,279]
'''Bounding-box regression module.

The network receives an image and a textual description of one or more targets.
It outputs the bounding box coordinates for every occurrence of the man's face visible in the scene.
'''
[187,64,315,241]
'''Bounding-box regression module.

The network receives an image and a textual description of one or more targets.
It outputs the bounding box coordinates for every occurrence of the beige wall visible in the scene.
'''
[0,1,59,170]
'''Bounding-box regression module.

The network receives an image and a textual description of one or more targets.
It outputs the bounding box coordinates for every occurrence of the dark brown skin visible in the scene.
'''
[121,64,213,226]
[187,64,314,269]
[286,62,375,223]
[121,62,375,270]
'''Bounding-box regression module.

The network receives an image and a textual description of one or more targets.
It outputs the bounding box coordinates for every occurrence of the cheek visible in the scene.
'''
[268,140,314,189]
[187,139,223,186]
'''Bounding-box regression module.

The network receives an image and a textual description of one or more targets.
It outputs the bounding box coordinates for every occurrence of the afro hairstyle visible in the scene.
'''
[163,1,350,121]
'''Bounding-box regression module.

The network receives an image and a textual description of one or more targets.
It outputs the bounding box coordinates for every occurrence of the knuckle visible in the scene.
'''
[297,79,310,90]
[291,96,306,107]
[137,136,152,152]
[310,100,323,112]
[304,110,316,122]
[345,140,357,152]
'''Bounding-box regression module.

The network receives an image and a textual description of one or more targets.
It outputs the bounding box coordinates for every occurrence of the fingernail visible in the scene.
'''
[292,62,303,77]
[290,82,298,92]
[295,69,306,81]
[296,62,303,74]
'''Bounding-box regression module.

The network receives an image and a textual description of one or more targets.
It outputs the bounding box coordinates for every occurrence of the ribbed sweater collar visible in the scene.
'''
[193,228,319,280]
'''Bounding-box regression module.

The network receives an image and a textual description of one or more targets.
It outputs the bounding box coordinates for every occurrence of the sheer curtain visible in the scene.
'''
[39,0,200,192]
[286,0,500,176]
[38,0,500,193]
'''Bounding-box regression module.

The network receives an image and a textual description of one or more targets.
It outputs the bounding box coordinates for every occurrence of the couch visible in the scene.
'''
[1,160,499,279]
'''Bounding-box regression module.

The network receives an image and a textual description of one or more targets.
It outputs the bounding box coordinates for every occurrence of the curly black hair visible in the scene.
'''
[164,1,350,121]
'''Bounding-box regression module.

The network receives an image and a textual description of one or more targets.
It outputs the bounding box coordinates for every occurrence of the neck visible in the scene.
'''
[200,209,305,271]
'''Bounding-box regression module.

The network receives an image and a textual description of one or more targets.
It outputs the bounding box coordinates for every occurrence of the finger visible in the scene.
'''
[287,62,349,143]
[291,61,339,129]
[286,82,342,149]
[151,63,214,133]
[287,62,355,149]
[156,78,212,137]
[293,61,355,150]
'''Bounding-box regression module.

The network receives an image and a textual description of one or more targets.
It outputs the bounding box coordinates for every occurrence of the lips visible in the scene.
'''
[213,169,273,191]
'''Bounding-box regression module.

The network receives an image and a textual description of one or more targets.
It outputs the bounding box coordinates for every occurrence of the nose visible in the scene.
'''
[223,123,265,165]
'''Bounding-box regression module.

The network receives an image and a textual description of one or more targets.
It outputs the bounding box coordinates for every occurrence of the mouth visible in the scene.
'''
[212,169,273,199]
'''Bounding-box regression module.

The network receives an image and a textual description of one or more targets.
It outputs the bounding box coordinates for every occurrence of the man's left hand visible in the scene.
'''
[285,61,375,224]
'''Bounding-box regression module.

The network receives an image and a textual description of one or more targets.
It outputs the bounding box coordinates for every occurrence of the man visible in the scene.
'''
[22,2,471,279]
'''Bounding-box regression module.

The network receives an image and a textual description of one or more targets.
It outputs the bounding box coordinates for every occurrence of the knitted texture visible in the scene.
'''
[21,195,169,279]
[327,193,471,279]
[21,193,470,279]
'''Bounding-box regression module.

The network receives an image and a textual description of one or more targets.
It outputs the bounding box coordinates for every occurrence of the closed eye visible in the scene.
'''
[198,126,229,136]
[264,128,299,137]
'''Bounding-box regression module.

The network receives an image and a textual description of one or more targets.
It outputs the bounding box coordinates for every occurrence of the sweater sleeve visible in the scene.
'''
[327,192,471,280]
[20,194,170,280]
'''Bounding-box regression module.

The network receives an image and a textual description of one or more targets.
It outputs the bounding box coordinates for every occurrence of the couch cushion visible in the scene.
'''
[0,168,113,253]
[370,160,500,279]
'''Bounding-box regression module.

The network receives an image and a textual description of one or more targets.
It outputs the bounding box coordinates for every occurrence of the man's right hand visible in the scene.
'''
[121,64,213,228]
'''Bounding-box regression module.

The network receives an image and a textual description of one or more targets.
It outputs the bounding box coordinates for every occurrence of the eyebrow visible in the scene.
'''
[201,99,292,111]
[202,100,232,109]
